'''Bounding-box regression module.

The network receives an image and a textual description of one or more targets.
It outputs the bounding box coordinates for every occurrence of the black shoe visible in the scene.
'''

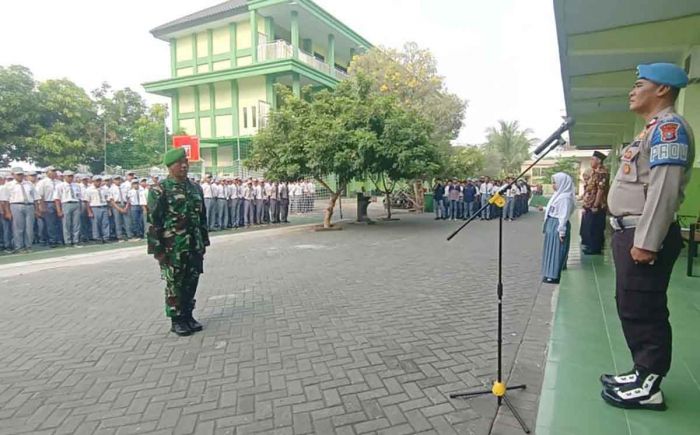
[600,368,638,389]
[170,317,192,336]
[186,316,203,332]
[601,372,666,411]
[542,277,560,284]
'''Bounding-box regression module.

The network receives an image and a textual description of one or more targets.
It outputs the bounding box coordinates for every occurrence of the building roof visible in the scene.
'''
[151,0,248,39]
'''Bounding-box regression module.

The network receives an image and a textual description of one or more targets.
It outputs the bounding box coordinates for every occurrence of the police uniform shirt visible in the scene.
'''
[5,180,39,204]
[608,106,695,251]
[53,182,82,203]
[84,185,108,207]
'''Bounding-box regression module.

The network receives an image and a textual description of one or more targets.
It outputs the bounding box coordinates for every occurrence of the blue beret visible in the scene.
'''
[637,63,688,89]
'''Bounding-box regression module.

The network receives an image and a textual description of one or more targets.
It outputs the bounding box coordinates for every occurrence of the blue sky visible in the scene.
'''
[0,0,565,145]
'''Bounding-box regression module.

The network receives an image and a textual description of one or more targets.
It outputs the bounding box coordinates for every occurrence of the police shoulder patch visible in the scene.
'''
[649,116,690,168]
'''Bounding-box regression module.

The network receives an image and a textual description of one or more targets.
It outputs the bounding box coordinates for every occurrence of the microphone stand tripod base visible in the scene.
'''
[450,382,530,433]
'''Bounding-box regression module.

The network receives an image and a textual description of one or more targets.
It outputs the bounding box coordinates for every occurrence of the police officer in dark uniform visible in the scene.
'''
[600,63,695,410]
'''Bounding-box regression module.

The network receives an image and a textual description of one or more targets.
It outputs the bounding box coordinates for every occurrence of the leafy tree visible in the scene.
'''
[484,120,536,176]
[446,146,485,180]
[349,43,467,207]
[249,83,369,228]
[0,65,40,164]
[542,156,580,190]
[31,79,103,171]
[93,83,168,169]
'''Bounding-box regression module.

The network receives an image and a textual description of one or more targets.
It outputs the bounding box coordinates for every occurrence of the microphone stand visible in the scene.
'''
[446,128,570,434]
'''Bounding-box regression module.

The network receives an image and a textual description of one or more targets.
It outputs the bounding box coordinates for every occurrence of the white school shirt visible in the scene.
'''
[140,188,148,205]
[35,177,58,202]
[201,182,213,199]
[216,184,227,199]
[84,185,109,207]
[308,182,316,195]
[109,184,127,203]
[243,185,254,200]
[53,182,82,203]
[264,183,274,198]
[5,180,39,203]
[127,188,142,206]
[0,184,8,202]
[253,184,263,199]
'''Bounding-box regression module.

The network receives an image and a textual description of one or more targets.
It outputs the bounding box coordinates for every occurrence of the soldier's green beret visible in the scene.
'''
[163,148,187,167]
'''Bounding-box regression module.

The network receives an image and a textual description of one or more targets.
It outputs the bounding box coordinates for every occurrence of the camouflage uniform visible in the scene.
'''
[147,177,209,318]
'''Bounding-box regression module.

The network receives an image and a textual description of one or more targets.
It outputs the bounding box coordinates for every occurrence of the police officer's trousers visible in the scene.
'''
[62,202,81,245]
[611,223,682,376]
[10,204,35,250]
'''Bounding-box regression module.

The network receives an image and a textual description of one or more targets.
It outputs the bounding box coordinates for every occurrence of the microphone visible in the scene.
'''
[533,117,576,155]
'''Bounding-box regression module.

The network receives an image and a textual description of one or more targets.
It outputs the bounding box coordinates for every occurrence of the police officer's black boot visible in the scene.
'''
[601,369,666,411]
[600,368,638,389]
[184,299,203,332]
[170,316,192,336]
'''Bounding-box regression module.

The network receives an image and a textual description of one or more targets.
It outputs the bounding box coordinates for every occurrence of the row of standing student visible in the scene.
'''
[432,177,531,222]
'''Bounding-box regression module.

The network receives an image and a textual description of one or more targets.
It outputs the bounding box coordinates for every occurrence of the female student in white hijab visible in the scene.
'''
[541,172,575,284]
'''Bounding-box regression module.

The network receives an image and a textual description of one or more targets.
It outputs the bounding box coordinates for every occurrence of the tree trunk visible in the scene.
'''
[385,192,392,219]
[413,181,424,212]
[323,191,340,228]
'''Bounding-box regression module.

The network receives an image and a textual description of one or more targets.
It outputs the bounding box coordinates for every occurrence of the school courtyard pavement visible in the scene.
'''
[0,209,554,435]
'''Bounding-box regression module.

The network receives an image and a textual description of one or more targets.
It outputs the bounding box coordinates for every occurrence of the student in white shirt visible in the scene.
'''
[127,180,144,239]
[6,167,40,252]
[35,166,61,247]
[109,175,132,241]
[84,175,110,243]
[53,170,83,246]
[0,174,12,251]
[480,177,494,220]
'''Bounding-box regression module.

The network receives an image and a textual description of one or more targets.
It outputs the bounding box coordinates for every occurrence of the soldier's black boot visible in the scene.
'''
[601,370,666,411]
[170,317,192,336]
[184,300,203,332]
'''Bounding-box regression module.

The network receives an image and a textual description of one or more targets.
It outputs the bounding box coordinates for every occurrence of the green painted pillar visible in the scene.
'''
[229,23,238,67]
[266,75,276,109]
[172,93,180,133]
[207,30,214,71]
[265,16,275,41]
[231,80,240,136]
[170,39,177,77]
[291,10,299,59]
[350,48,356,62]
[194,86,201,137]
[327,34,335,76]
[250,10,258,63]
[209,83,217,138]
[191,33,198,74]
[292,73,301,98]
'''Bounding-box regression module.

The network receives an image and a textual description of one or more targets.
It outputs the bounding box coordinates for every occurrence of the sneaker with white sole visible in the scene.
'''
[601,372,666,411]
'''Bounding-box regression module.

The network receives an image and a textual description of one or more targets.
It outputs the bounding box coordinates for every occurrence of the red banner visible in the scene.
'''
[172,135,200,162]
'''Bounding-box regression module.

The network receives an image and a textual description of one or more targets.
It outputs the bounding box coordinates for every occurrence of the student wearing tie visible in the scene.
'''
[109,175,131,241]
[84,175,110,243]
[6,167,40,252]
[54,170,82,247]
[128,180,144,239]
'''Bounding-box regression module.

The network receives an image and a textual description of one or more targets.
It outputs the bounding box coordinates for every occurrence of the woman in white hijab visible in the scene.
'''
[541,172,575,284]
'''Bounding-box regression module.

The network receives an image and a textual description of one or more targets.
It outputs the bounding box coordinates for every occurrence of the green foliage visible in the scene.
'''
[0,65,40,164]
[484,120,536,176]
[0,65,168,172]
[349,42,467,176]
[445,146,485,180]
[542,157,580,188]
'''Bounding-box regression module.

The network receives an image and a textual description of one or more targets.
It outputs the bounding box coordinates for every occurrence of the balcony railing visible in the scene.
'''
[257,40,349,81]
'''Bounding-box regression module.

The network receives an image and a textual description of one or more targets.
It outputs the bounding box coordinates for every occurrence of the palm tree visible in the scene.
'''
[484,120,537,176]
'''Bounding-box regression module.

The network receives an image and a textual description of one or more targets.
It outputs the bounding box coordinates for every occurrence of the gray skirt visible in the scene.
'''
[542,216,571,280]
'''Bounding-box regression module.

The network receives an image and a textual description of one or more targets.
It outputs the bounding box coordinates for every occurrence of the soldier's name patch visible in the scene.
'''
[659,122,680,142]
[650,142,689,167]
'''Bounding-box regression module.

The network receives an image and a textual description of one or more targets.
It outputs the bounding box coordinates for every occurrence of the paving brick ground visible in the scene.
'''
[0,210,553,435]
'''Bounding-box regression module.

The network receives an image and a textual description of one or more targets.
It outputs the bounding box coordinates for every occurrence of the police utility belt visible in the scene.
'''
[610,216,641,231]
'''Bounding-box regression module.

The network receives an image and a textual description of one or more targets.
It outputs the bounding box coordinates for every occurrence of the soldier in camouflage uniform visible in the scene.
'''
[148,148,210,336]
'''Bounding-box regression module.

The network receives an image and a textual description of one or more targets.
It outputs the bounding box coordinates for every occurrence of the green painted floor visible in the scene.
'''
[536,229,700,434]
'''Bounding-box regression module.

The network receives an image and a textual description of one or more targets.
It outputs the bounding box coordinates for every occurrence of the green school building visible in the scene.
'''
[143,0,371,176]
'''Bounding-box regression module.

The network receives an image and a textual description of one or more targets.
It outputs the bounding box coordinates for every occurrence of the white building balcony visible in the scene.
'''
[257,40,348,81]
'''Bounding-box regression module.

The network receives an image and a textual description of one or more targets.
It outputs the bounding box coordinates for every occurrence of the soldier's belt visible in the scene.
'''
[610,215,641,231]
